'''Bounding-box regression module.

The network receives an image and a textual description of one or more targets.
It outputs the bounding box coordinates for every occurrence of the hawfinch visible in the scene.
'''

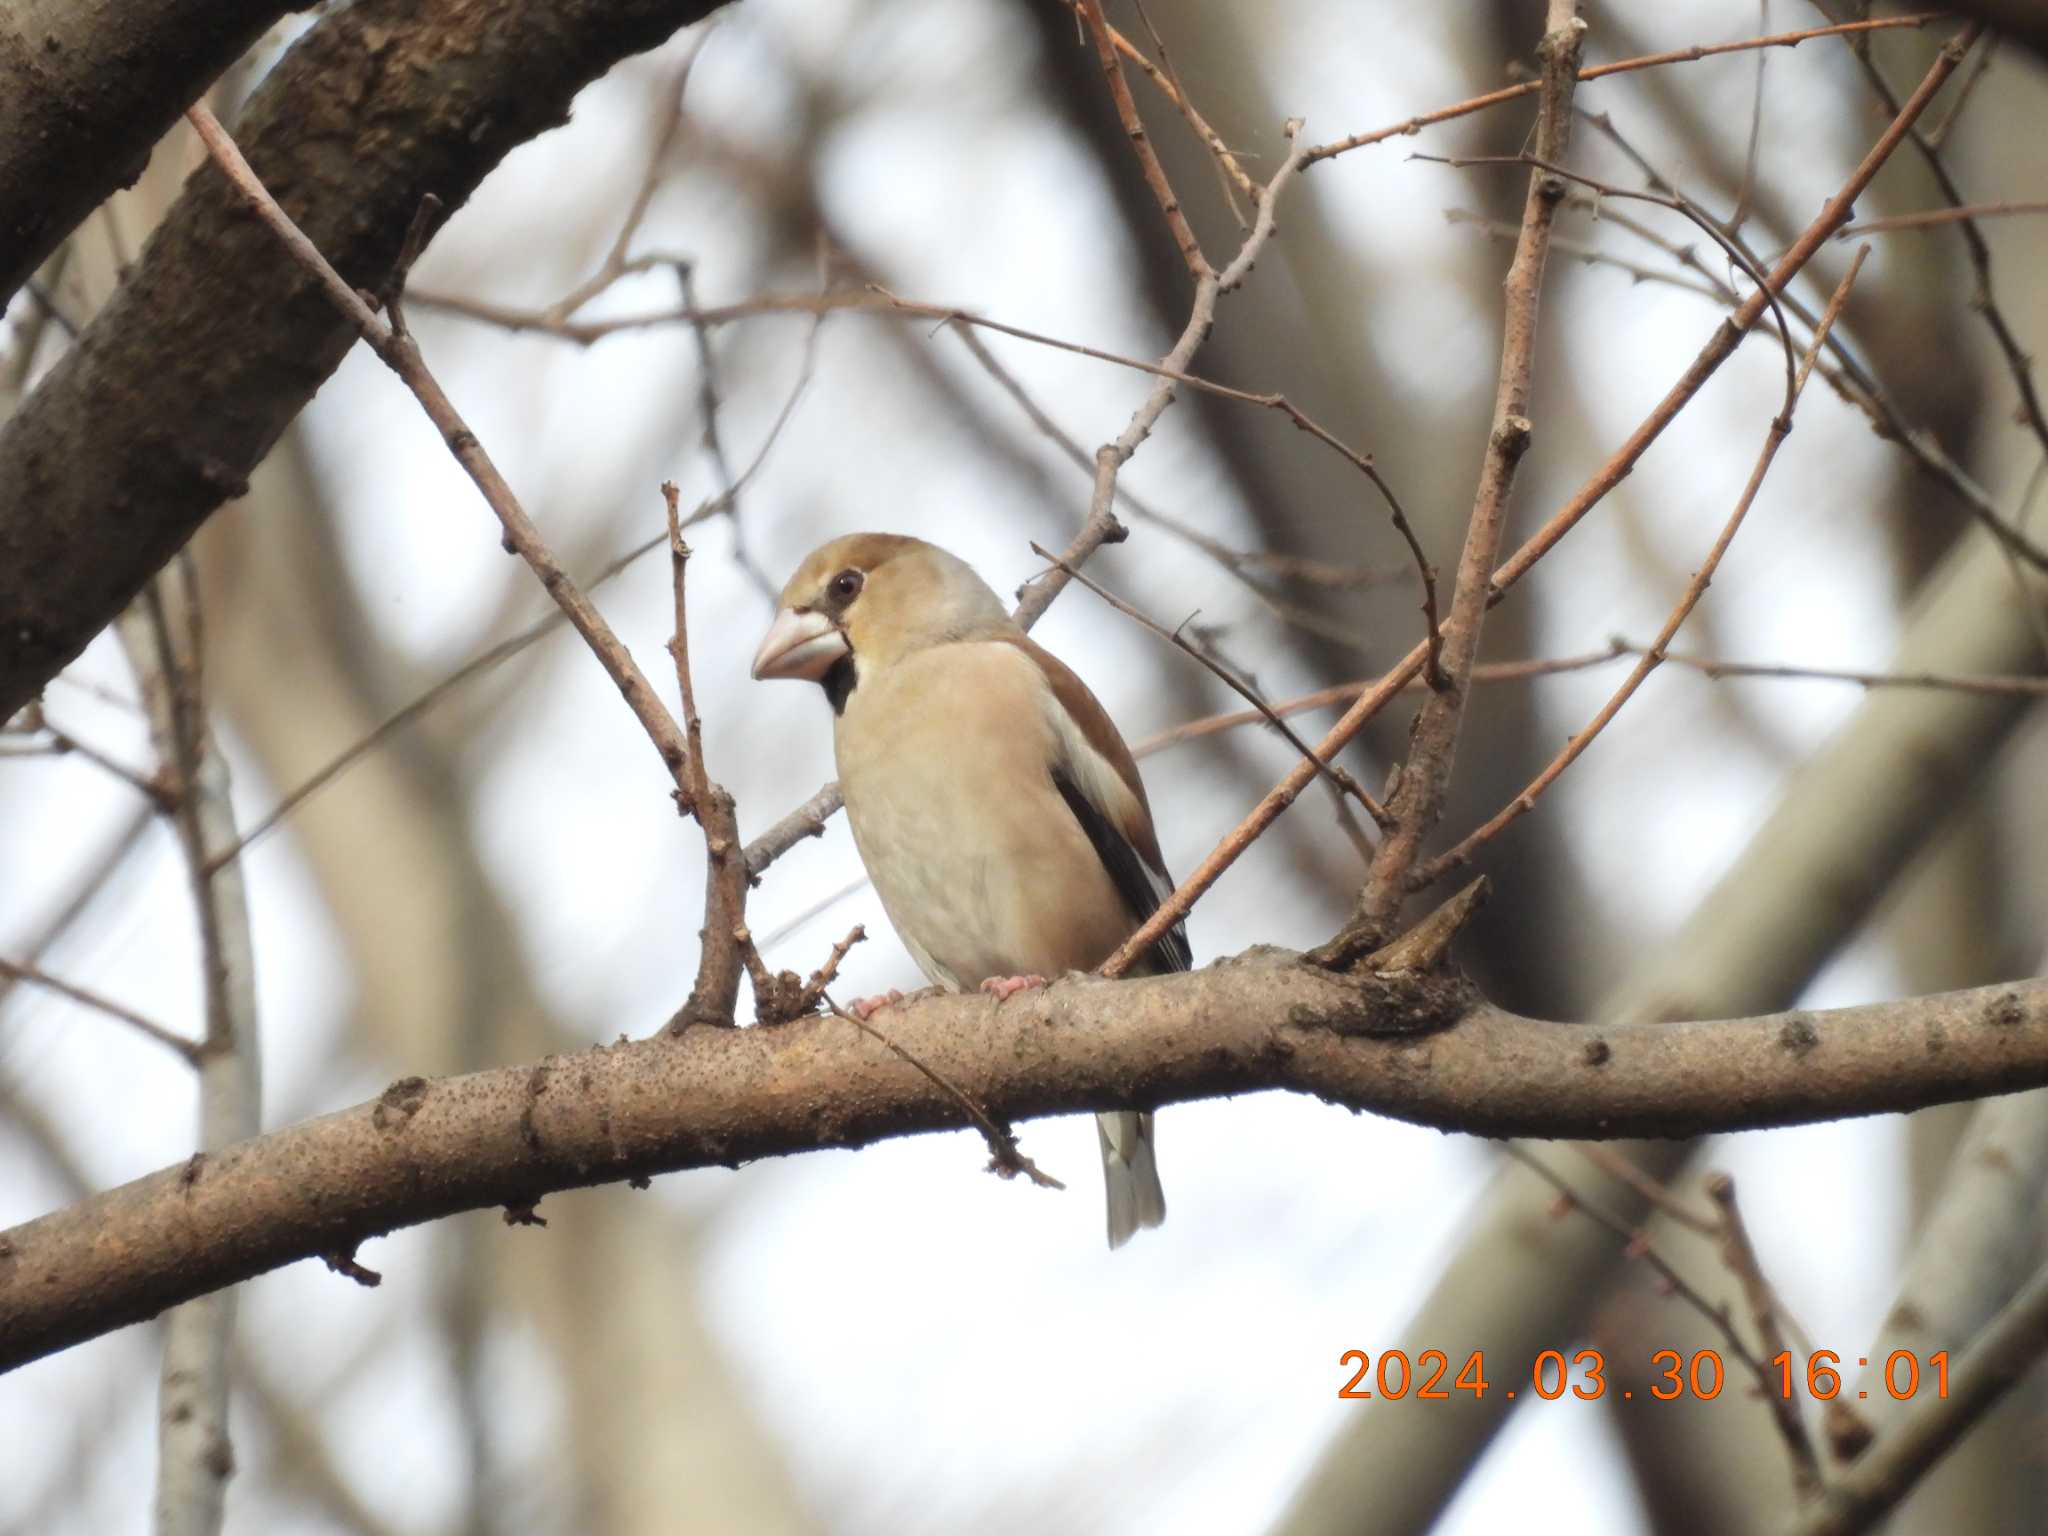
[752,533,1188,1247]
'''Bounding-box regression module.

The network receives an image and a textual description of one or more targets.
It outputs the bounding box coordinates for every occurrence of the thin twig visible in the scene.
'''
[1301,12,1944,165]
[1127,646,1628,755]
[1705,1172,1824,1497]
[1010,122,1312,632]
[1813,0,2048,461]
[1792,1257,2048,1536]
[1581,106,2048,580]
[1575,1143,1721,1234]
[1838,199,2048,237]
[664,483,760,1030]
[185,103,700,820]
[1411,247,1866,890]
[944,317,1387,648]
[1129,0,1250,226]
[1512,1148,1774,1392]
[1921,31,1997,149]
[1727,0,1771,232]
[890,286,1433,655]
[1100,25,1977,979]
[537,41,706,325]
[1417,149,1799,414]
[1055,0,1260,221]
[1632,648,2048,698]
[1030,542,1390,827]
[794,925,865,1016]
[825,996,1064,1190]
[1076,0,1210,278]
[1445,207,1730,301]
[0,957,199,1063]
[1350,3,1587,936]
[205,530,670,872]
[33,719,168,804]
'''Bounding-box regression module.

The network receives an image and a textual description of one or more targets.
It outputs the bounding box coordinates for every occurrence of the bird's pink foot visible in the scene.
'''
[979,974,1049,1002]
[847,989,905,1021]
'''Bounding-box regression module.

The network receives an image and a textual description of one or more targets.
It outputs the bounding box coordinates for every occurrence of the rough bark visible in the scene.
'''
[5,956,2048,1373]
[0,0,308,308]
[0,0,725,721]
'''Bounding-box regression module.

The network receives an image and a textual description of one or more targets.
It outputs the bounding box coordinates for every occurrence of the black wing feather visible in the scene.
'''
[1051,766,1193,975]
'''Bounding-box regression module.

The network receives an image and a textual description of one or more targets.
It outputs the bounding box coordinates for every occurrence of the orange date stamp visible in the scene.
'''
[1336,1348,1951,1403]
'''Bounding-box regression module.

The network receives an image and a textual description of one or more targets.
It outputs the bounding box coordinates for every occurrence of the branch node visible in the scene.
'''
[322,1246,382,1288]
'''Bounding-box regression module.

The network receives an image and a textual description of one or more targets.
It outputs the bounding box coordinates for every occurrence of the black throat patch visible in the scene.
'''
[822,654,857,715]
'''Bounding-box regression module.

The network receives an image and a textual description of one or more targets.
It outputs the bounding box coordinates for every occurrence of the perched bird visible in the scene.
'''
[752,533,1189,1247]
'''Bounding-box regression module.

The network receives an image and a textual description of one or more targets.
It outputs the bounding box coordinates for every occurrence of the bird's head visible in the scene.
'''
[751,533,1013,697]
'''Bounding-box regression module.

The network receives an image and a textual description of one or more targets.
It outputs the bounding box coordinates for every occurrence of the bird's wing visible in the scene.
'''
[1003,636,1192,975]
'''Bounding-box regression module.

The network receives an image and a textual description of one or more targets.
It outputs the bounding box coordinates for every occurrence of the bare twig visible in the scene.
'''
[1445,206,1730,301]
[535,40,706,326]
[1418,150,1800,413]
[1011,123,1312,634]
[1075,0,1210,278]
[943,318,1388,648]
[410,285,883,345]
[793,925,865,1016]
[1101,25,1977,979]
[825,997,1065,1190]
[1350,2,1587,935]
[1029,542,1390,827]
[742,779,846,878]
[1575,1144,1720,1235]
[1127,647,1629,756]
[1054,0,1260,220]
[663,483,759,1031]
[1812,1,2048,462]
[1512,1147,1772,1388]
[205,529,671,872]
[0,956,198,1063]
[1793,1258,2048,1536]
[886,292,1431,615]
[1838,199,2048,237]
[184,103,702,807]
[118,565,261,1536]
[1632,648,2048,698]
[1411,248,1865,889]
[1705,1173,1824,1497]
[1922,31,1997,148]
[1580,107,2048,580]
[1302,12,1944,165]
[1728,0,1771,232]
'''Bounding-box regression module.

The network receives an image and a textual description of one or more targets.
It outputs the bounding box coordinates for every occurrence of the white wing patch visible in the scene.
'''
[1040,687,1173,908]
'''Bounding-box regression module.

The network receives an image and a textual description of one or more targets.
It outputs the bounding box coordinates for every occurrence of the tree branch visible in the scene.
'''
[0,0,724,722]
[0,0,310,308]
[1350,0,1586,934]
[5,962,2048,1373]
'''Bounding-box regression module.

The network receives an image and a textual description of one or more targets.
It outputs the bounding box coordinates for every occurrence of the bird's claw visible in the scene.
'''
[847,989,905,1021]
[979,974,1049,1002]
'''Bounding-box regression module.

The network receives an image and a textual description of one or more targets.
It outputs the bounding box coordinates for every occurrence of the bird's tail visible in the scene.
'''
[1097,1110,1166,1249]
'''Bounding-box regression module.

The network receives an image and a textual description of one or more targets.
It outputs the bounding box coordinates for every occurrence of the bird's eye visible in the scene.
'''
[828,568,864,604]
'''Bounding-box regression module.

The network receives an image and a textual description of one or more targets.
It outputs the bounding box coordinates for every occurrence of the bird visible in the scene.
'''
[751,532,1189,1247]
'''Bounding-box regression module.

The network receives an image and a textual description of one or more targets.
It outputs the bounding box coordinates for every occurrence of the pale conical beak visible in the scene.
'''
[751,608,850,681]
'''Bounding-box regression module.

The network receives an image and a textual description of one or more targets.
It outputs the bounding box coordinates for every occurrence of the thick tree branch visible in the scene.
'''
[0,0,724,722]
[5,961,2048,1373]
[0,0,308,309]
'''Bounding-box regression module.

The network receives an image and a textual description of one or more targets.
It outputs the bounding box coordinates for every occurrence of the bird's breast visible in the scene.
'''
[832,644,1136,989]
